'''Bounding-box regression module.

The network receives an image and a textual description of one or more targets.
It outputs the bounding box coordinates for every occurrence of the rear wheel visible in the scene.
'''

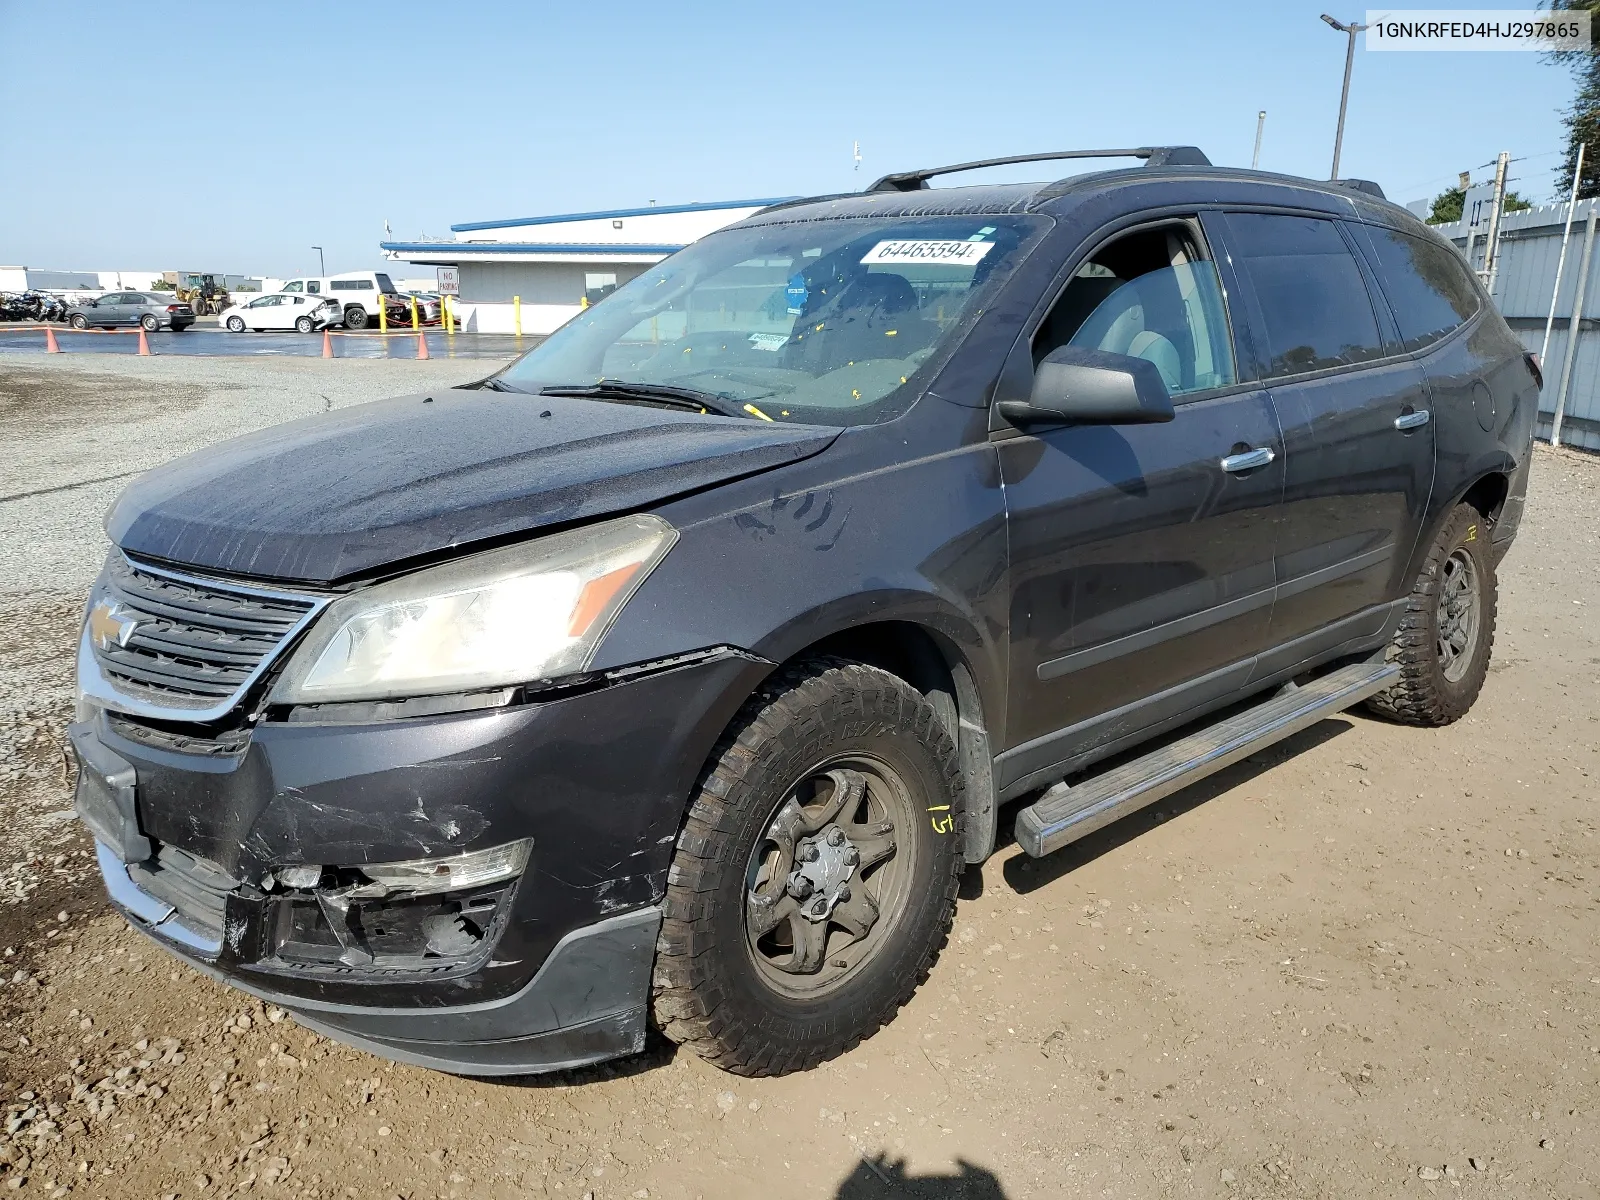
[343,305,368,330]
[140,314,159,332]
[1366,504,1496,726]
[69,314,88,329]
[295,315,314,334]
[652,658,963,1076]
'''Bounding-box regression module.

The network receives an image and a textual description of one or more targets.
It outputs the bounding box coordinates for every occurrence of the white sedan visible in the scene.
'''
[220,292,344,334]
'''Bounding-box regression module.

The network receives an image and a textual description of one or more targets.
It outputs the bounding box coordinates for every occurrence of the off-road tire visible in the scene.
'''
[1366,504,1496,726]
[652,657,963,1076]
[343,305,368,330]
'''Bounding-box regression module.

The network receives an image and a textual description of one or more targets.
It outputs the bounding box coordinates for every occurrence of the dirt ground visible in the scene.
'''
[0,360,1597,1199]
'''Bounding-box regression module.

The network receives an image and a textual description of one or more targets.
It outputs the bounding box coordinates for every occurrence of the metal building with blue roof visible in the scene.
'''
[379,197,796,335]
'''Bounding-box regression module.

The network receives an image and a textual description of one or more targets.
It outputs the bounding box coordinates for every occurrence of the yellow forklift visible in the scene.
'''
[166,273,232,316]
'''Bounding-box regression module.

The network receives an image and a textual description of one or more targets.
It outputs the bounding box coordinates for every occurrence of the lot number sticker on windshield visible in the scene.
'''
[860,240,995,267]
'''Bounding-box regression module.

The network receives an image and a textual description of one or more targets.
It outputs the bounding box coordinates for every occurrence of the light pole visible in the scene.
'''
[1321,14,1368,180]
[312,246,325,275]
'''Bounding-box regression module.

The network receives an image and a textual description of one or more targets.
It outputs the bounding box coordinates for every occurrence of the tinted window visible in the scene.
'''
[1359,225,1480,351]
[306,281,321,293]
[330,279,370,291]
[1228,213,1385,379]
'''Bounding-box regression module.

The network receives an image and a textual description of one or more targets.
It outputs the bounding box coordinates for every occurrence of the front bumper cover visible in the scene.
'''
[97,838,661,1075]
[71,648,770,1074]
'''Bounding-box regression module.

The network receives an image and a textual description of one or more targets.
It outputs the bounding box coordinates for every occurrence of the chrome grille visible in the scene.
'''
[84,555,327,719]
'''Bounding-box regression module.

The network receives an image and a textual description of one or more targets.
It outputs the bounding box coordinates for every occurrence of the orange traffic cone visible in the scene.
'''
[45,326,61,353]
[322,329,334,359]
[137,327,152,356]
[416,332,430,360]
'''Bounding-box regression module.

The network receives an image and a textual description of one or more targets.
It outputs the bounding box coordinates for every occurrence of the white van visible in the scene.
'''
[279,271,404,329]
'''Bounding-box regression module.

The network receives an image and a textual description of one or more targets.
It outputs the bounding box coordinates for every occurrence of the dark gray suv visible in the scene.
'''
[70,147,1537,1079]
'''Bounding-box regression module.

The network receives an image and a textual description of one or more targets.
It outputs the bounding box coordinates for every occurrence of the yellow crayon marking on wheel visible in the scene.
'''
[926,805,951,812]
[1466,524,1477,542]
[930,814,954,834]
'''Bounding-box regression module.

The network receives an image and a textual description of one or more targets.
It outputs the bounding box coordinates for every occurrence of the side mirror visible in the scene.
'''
[997,346,1175,427]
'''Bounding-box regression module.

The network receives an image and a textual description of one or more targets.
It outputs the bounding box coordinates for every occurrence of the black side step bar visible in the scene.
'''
[1014,661,1399,859]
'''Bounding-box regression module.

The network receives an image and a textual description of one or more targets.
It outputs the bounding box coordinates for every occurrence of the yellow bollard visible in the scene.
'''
[514,295,521,338]
[378,295,387,334]
[410,295,418,331]
[443,295,452,335]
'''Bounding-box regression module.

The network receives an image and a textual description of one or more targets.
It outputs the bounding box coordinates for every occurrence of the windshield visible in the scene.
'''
[496,213,1047,426]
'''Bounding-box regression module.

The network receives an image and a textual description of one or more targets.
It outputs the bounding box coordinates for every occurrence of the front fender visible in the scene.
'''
[594,437,1011,744]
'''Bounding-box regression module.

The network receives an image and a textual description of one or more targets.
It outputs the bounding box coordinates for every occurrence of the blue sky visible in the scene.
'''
[0,1,1580,278]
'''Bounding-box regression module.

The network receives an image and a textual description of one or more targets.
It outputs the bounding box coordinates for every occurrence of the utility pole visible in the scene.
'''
[312,246,325,275]
[1252,110,1266,169]
[1322,14,1368,179]
[1482,151,1510,296]
[1541,142,1585,367]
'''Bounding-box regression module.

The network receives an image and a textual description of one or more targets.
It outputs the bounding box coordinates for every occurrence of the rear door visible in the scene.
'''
[1213,211,1435,660]
[997,218,1284,784]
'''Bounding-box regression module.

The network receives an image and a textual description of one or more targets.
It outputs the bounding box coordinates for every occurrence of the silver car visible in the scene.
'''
[67,292,195,332]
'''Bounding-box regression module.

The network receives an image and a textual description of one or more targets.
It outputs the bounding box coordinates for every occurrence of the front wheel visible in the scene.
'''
[225,316,245,332]
[295,315,314,334]
[652,658,963,1076]
[1366,504,1497,726]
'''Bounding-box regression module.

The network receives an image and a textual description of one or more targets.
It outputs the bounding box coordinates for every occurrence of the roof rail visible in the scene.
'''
[868,147,1211,193]
[1332,178,1387,200]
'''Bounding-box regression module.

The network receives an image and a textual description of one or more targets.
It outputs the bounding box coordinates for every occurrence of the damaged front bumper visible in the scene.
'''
[71,649,769,1075]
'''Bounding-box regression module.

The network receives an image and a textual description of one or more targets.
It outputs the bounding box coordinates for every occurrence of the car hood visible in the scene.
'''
[107,388,840,584]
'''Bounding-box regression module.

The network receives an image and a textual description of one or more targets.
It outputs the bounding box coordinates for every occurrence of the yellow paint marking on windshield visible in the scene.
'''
[743,403,775,422]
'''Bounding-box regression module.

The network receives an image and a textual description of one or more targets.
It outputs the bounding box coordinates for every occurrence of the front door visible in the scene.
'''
[1214,212,1436,652]
[94,294,127,327]
[998,219,1283,785]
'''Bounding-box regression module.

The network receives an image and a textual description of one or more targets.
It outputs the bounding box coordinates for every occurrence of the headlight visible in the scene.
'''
[268,513,675,705]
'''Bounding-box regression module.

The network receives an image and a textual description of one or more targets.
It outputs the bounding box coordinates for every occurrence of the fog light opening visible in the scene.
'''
[264,840,530,973]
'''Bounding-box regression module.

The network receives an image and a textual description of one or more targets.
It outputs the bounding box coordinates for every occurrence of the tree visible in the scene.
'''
[1545,0,1600,197]
[1427,186,1534,225]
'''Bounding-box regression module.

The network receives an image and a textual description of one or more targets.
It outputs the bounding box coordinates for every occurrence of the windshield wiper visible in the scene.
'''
[538,379,751,419]
[478,376,527,393]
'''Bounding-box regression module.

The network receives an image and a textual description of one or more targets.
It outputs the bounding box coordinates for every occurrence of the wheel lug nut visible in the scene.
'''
[838,885,851,903]
[790,877,813,899]
[827,828,847,847]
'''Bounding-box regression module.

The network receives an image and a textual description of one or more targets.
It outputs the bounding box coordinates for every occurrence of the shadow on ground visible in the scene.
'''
[835,1155,1008,1198]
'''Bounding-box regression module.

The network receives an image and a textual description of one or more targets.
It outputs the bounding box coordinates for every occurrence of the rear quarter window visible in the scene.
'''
[1357,224,1481,351]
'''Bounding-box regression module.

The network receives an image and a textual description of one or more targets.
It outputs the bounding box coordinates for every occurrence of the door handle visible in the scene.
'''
[1220,447,1276,473]
[1394,408,1431,431]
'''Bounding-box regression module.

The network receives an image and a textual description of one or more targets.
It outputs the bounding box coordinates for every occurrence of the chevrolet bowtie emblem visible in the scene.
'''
[87,599,141,652]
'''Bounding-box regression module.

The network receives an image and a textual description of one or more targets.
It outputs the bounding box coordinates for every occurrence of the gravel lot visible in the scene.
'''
[0,357,1596,1199]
